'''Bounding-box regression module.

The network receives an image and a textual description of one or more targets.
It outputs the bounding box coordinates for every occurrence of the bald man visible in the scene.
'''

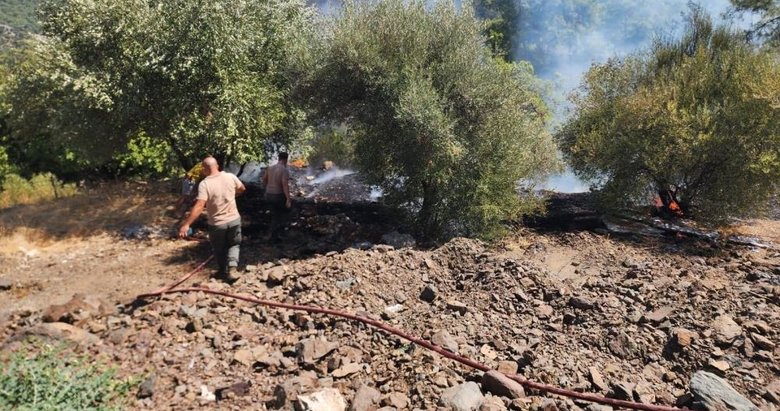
[179,157,246,283]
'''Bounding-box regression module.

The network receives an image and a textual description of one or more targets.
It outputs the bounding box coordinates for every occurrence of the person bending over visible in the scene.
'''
[179,156,246,283]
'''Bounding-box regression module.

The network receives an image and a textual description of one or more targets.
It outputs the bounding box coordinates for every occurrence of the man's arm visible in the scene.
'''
[282,170,291,208]
[179,199,206,238]
[234,175,246,195]
[261,168,269,187]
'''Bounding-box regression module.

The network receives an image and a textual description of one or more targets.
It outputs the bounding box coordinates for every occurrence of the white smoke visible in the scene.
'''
[369,186,384,201]
[308,168,356,185]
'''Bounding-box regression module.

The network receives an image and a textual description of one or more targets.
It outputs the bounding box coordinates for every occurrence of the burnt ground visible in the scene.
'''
[0,177,778,411]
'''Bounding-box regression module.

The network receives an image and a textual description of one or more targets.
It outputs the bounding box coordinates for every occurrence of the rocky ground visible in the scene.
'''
[1,228,778,411]
[0,179,778,411]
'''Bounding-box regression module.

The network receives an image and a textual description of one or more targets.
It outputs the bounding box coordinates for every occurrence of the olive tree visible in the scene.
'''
[732,0,780,46]
[558,8,780,221]
[6,0,314,169]
[307,0,559,239]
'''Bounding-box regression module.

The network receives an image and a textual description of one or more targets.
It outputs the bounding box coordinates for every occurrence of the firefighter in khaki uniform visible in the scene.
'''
[179,157,246,283]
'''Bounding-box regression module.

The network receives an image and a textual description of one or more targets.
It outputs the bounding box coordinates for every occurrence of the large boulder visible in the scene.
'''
[690,371,758,411]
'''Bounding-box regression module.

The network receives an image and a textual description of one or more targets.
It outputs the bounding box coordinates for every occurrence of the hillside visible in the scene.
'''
[0,0,39,32]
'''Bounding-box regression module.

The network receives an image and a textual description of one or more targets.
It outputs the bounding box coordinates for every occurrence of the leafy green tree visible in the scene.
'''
[474,0,519,60]
[558,7,780,221]
[6,0,314,170]
[2,39,99,179]
[732,0,780,45]
[307,0,559,239]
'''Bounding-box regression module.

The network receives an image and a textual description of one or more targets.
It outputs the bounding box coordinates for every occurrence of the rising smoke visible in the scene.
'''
[511,0,754,192]
[514,0,744,110]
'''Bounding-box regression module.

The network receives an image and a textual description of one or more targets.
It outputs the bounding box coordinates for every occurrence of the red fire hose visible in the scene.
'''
[138,257,687,411]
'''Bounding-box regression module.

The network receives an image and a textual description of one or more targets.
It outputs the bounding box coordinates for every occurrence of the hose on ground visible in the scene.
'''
[137,257,688,411]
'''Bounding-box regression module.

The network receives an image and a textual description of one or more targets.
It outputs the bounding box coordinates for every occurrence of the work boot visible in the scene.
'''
[222,266,240,284]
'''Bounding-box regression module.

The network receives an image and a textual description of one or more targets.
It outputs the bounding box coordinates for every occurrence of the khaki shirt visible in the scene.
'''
[196,172,242,226]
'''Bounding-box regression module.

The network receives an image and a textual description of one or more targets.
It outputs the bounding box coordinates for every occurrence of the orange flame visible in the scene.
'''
[289,158,308,168]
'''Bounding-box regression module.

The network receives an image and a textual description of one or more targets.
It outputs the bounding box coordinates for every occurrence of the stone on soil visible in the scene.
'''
[351,385,381,411]
[420,284,438,302]
[441,382,485,411]
[295,388,347,411]
[137,373,156,399]
[712,315,742,346]
[432,330,459,353]
[690,371,758,411]
[298,337,338,364]
[482,370,525,399]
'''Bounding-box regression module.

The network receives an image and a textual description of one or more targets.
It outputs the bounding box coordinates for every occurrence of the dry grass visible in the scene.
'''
[0,181,179,251]
[0,173,78,209]
[725,219,780,245]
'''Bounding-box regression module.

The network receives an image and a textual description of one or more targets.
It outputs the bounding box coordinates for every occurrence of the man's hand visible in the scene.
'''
[286,198,292,208]
[178,199,205,239]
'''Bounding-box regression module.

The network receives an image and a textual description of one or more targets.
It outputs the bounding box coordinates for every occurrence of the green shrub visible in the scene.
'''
[0,341,138,410]
[307,128,357,168]
[0,145,16,183]
[0,172,77,208]
[110,133,179,178]
[557,8,780,221]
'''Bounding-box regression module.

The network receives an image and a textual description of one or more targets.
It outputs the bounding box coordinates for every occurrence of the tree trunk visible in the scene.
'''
[419,181,438,240]
[224,153,234,170]
[656,186,684,218]
[168,137,191,171]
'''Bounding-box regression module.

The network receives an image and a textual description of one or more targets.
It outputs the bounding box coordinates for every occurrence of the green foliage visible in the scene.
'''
[2,37,112,177]
[2,43,176,179]
[0,145,17,182]
[0,62,13,182]
[0,0,40,32]
[558,7,780,222]
[5,0,315,171]
[307,127,356,168]
[110,133,179,178]
[0,340,136,410]
[309,0,559,239]
[0,171,77,207]
[732,0,780,46]
[474,0,518,60]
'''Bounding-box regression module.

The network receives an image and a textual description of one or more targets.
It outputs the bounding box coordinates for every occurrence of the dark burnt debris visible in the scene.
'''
[234,167,774,255]
[236,166,402,258]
